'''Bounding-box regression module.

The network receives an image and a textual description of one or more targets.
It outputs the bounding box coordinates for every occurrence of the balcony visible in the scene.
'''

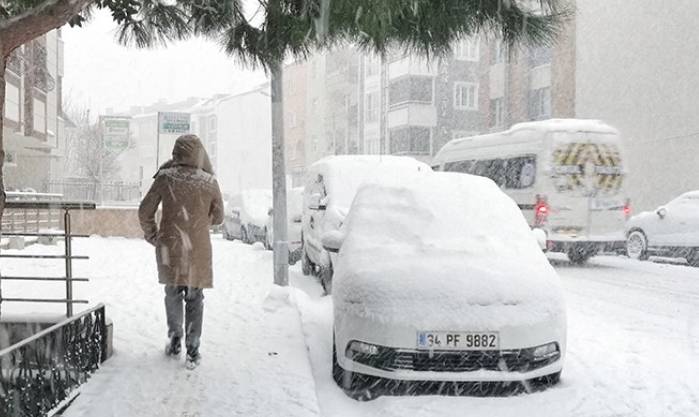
[388,103,437,128]
[388,56,438,79]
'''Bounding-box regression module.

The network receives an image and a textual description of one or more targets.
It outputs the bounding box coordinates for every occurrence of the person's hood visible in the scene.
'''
[154,134,214,178]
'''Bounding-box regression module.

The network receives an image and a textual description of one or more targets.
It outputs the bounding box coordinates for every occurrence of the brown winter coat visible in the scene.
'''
[138,135,224,289]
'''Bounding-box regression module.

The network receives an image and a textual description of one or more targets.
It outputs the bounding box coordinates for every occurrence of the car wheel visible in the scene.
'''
[241,227,250,244]
[526,371,561,392]
[263,227,272,250]
[301,248,315,276]
[320,262,334,295]
[627,230,649,261]
[567,246,594,265]
[333,339,379,401]
[688,250,699,267]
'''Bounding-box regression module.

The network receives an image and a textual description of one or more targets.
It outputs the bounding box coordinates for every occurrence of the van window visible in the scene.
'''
[505,155,537,189]
[444,155,537,189]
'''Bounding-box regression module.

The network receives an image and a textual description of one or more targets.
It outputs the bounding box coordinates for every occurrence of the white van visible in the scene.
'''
[432,119,629,264]
[302,155,432,292]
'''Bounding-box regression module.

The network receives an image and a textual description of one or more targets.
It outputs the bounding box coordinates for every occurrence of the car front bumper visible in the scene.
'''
[335,313,566,382]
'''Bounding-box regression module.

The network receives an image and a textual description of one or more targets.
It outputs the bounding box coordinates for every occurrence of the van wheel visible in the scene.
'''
[567,246,594,265]
[241,227,250,244]
[333,339,379,401]
[627,230,649,261]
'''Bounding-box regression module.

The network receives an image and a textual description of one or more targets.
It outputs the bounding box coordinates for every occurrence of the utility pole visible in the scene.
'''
[271,60,289,286]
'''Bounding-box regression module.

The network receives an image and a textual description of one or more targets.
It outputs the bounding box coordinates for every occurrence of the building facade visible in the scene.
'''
[3,29,66,192]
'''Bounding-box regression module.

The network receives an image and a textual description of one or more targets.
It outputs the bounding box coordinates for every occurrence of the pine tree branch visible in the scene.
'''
[0,0,93,57]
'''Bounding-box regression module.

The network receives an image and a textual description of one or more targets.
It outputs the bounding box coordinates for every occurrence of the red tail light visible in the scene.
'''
[623,199,632,219]
[534,195,549,226]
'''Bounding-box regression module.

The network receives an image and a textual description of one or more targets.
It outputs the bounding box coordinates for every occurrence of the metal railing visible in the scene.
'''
[2,192,63,234]
[0,304,107,417]
[0,200,96,317]
[45,180,141,204]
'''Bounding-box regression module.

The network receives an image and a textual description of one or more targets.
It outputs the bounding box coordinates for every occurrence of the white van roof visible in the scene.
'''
[435,119,621,161]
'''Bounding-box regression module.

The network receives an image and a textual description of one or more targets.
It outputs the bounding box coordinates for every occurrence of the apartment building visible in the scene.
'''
[3,30,66,192]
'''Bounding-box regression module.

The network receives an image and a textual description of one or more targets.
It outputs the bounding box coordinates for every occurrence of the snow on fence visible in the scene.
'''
[0,304,108,417]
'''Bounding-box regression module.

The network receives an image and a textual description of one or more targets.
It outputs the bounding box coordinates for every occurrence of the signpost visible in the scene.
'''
[101,116,131,152]
[99,116,131,203]
[156,112,191,169]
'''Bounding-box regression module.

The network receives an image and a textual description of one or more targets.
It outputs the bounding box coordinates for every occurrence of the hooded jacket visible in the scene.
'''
[138,135,224,288]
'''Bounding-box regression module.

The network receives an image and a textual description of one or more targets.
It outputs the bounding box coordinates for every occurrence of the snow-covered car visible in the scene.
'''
[626,191,699,266]
[326,172,567,400]
[301,155,431,292]
[265,187,304,264]
[223,189,272,244]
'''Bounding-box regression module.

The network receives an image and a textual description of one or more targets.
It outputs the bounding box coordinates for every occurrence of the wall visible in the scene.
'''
[575,0,699,210]
[65,207,143,239]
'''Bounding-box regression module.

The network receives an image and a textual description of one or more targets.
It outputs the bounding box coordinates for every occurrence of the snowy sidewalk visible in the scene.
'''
[1,236,320,417]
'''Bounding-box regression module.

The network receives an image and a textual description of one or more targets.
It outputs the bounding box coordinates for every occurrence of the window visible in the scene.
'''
[444,155,537,189]
[389,76,433,105]
[389,127,431,155]
[490,97,505,128]
[4,81,20,122]
[529,46,553,67]
[209,116,217,131]
[529,87,551,120]
[492,40,506,64]
[33,97,46,133]
[455,37,480,61]
[365,92,379,123]
[4,151,17,167]
[365,54,380,77]
[454,82,478,110]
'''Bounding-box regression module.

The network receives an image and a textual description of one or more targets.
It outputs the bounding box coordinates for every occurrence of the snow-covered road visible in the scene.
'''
[2,236,698,416]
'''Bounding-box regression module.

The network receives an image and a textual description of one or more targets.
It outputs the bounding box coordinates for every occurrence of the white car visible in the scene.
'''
[325,172,567,400]
[301,155,431,293]
[223,189,272,244]
[626,191,699,266]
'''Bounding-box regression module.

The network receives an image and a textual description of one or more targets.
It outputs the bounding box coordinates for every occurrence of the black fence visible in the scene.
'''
[0,304,108,417]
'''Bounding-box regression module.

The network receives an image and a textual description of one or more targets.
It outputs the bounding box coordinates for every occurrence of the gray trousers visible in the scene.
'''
[164,285,204,352]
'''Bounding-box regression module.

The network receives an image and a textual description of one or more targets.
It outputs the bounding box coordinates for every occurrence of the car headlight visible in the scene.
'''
[346,340,380,357]
[531,342,559,359]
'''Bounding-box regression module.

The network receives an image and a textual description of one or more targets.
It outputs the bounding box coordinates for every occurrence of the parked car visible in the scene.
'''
[301,155,431,292]
[626,191,699,266]
[223,189,272,244]
[325,172,567,400]
[433,119,630,264]
[265,187,304,264]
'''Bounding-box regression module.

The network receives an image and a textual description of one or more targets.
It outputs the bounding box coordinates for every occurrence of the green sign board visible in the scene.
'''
[101,116,131,152]
[158,112,191,135]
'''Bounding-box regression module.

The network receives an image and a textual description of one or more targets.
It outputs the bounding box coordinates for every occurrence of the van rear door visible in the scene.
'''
[548,133,627,242]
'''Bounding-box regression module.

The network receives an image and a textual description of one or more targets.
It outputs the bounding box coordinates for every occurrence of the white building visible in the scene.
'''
[191,84,272,198]
[3,29,66,191]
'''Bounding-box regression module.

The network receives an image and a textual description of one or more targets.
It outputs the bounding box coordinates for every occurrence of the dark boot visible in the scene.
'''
[165,336,182,356]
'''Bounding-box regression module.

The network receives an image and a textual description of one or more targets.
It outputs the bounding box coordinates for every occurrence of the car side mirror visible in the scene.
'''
[656,207,667,219]
[308,193,327,211]
[322,230,345,253]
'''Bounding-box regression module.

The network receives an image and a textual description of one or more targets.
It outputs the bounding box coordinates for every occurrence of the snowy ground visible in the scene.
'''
[2,236,698,416]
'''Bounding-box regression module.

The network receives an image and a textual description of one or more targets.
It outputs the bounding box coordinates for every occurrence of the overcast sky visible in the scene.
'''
[62,10,267,117]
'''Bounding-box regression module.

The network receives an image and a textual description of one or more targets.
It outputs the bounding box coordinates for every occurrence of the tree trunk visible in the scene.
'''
[271,60,289,286]
[0,53,7,219]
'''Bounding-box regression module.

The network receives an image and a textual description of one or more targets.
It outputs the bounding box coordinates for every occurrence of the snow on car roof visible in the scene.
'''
[333,172,564,330]
[309,155,431,209]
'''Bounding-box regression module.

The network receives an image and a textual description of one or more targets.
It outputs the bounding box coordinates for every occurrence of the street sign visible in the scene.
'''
[101,116,130,152]
[158,112,191,135]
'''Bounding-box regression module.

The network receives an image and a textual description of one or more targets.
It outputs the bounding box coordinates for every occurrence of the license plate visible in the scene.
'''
[591,198,624,210]
[417,331,499,350]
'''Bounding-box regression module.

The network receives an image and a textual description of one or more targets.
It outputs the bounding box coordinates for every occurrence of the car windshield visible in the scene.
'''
[3,1,698,416]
